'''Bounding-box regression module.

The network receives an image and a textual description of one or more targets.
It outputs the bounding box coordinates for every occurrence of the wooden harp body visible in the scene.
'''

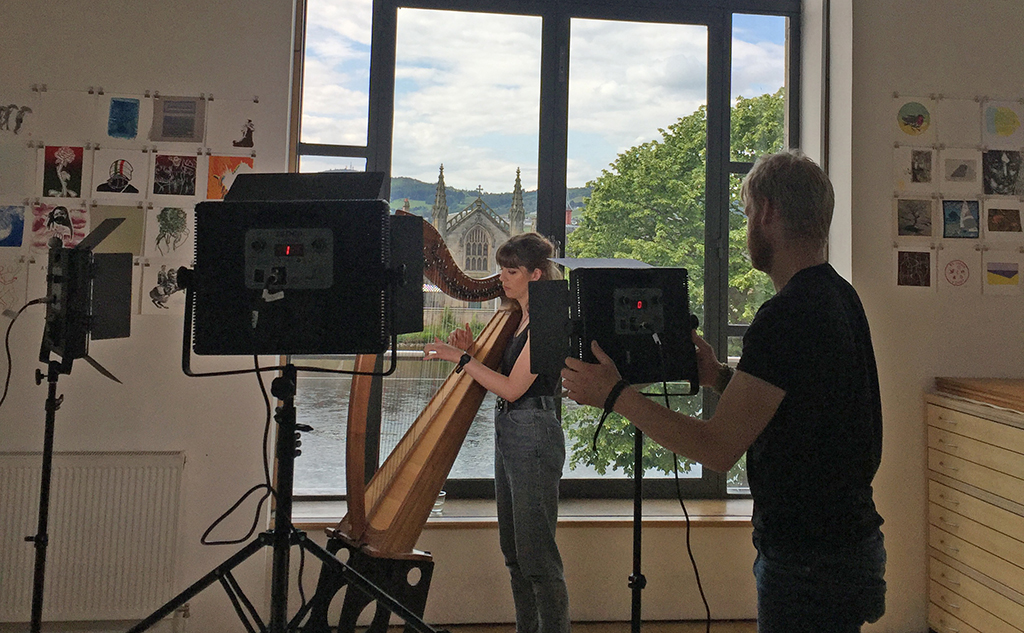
[331,211,519,558]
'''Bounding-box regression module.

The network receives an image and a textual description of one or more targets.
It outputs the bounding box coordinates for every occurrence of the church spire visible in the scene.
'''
[509,167,525,235]
[431,164,449,238]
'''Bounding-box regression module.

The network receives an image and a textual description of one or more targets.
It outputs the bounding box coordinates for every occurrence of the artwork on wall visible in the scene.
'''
[895,197,934,238]
[92,148,148,201]
[982,249,1023,295]
[206,98,260,151]
[149,96,206,144]
[145,205,193,258]
[30,202,87,250]
[141,260,186,315]
[0,90,38,140]
[40,145,86,199]
[942,199,981,238]
[893,146,936,194]
[981,100,1024,149]
[36,90,97,146]
[937,244,981,294]
[0,254,27,314]
[0,204,26,247]
[895,247,933,289]
[981,150,1023,196]
[89,204,145,255]
[207,154,254,199]
[152,153,199,198]
[893,98,936,145]
[938,148,982,197]
[0,143,37,198]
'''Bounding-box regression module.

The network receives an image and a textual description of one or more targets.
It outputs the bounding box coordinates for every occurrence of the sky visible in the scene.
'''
[300,1,786,192]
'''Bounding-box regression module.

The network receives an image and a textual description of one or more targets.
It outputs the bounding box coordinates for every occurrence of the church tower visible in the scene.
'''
[431,164,449,238]
[509,167,525,235]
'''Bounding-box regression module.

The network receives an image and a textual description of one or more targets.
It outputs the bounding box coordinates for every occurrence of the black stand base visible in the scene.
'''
[304,538,434,633]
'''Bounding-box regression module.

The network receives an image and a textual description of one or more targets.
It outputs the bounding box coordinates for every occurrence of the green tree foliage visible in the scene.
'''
[564,88,784,485]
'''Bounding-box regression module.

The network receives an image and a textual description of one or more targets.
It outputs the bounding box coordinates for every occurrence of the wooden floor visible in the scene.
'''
[436,622,756,633]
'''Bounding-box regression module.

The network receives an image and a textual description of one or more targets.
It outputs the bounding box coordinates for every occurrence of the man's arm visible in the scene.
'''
[562,340,784,473]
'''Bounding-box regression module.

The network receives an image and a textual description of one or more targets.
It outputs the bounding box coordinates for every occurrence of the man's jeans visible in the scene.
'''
[754,529,886,633]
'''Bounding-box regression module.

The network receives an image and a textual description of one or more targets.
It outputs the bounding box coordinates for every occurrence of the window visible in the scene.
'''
[293,0,801,499]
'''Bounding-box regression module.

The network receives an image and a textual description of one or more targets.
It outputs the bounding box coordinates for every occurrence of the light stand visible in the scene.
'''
[630,427,646,633]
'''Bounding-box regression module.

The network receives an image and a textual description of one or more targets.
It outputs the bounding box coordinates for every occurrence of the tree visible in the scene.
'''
[564,88,784,486]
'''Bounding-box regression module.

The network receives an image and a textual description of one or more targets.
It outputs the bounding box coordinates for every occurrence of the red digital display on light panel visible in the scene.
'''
[275,243,305,257]
[637,300,644,310]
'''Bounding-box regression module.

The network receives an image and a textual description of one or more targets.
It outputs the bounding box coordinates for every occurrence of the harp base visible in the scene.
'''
[305,537,435,633]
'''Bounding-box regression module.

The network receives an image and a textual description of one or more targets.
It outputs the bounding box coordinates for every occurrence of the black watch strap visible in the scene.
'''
[455,352,472,373]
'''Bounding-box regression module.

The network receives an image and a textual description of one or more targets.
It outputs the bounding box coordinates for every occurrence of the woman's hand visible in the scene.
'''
[448,323,474,352]
[424,337,462,363]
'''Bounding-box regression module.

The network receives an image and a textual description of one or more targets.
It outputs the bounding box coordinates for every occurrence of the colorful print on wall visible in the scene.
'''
[92,149,148,200]
[982,250,1023,295]
[0,205,26,247]
[42,145,84,198]
[896,100,932,138]
[984,199,1024,241]
[107,97,141,140]
[89,205,145,255]
[207,154,254,200]
[152,154,198,196]
[31,202,87,250]
[896,198,934,237]
[942,199,980,238]
[982,100,1024,149]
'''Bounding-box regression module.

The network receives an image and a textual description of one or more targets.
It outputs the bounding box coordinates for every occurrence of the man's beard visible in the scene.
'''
[748,223,773,273]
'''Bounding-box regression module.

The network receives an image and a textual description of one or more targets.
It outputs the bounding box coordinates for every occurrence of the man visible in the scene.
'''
[562,151,886,632]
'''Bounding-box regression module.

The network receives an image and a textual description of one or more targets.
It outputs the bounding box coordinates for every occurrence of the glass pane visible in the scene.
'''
[301,0,372,145]
[565,19,708,481]
[298,155,366,173]
[730,14,786,161]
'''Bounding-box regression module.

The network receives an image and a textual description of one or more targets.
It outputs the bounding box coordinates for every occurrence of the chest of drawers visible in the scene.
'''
[927,389,1024,633]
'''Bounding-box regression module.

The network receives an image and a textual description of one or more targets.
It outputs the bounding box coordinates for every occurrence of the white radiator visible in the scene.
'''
[0,451,184,622]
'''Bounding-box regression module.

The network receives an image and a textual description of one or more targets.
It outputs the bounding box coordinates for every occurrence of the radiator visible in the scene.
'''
[0,451,184,622]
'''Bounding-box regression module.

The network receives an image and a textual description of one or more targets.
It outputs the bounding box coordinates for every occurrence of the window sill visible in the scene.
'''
[293,498,752,531]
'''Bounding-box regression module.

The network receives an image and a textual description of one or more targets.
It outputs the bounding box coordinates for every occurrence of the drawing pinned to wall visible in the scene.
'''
[95,93,153,147]
[938,148,982,197]
[895,198,934,238]
[207,154,254,199]
[937,245,981,294]
[141,261,186,315]
[30,202,87,250]
[983,199,1024,241]
[107,97,141,140]
[149,96,206,144]
[932,97,981,147]
[152,153,198,197]
[981,100,1024,149]
[982,250,1022,295]
[35,90,98,145]
[982,149,1024,195]
[0,91,37,139]
[92,148,148,200]
[0,254,27,313]
[893,98,936,144]
[205,98,261,150]
[893,146,936,193]
[0,143,36,198]
[89,205,145,255]
[41,145,86,199]
[0,204,26,247]
[145,205,193,258]
[942,199,980,238]
[895,248,933,289]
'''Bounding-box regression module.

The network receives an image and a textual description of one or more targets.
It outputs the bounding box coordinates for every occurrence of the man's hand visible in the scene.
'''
[561,340,624,408]
[692,330,724,388]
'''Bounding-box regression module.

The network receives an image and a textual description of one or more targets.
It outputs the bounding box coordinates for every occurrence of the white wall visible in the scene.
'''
[845,0,1024,631]
[0,2,295,631]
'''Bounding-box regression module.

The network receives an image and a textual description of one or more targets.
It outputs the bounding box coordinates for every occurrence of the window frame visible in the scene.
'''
[292,0,802,499]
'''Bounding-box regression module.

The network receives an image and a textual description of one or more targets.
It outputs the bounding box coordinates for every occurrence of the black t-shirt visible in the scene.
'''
[737,263,883,555]
[500,326,560,399]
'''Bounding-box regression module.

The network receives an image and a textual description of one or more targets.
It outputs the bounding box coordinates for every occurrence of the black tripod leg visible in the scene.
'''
[126,533,270,633]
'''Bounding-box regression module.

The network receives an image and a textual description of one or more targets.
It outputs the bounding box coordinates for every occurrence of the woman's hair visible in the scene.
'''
[496,232,561,280]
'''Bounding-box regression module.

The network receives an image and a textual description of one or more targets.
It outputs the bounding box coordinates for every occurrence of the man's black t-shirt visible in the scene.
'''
[737,263,883,556]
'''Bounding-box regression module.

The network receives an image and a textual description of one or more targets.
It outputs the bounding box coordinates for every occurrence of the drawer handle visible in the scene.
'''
[940,572,961,586]
[938,461,959,472]
[937,438,959,450]
[936,415,958,426]
[937,493,960,506]
[939,516,960,528]
[939,540,960,554]
[940,594,961,610]
[938,622,959,633]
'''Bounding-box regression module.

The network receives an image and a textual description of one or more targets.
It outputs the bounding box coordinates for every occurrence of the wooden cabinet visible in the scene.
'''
[927,385,1024,633]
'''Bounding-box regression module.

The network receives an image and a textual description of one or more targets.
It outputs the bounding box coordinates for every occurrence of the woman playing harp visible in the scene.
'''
[424,232,570,633]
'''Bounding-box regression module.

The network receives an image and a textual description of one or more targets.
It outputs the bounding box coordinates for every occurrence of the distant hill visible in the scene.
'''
[389,176,591,219]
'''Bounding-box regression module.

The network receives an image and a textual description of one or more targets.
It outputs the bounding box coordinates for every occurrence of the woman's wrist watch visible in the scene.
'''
[455,352,472,373]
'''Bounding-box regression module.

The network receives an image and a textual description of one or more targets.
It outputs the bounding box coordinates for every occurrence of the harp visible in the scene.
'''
[305,212,519,632]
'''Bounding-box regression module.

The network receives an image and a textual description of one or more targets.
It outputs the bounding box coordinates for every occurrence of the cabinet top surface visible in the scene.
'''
[935,377,1024,412]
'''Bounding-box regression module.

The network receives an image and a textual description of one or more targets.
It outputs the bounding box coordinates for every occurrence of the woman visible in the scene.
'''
[424,232,570,633]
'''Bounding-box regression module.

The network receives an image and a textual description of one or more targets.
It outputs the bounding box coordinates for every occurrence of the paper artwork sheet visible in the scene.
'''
[151,153,199,199]
[0,253,27,314]
[145,205,194,259]
[983,199,1024,242]
[30,202,87,251]
[0,204,27,248]
[937,148,983,197]
[982,249,1023,295]
[97,95,153,146]
[936,244,981,295]
[148,96,206,144]
[207,154,254,200]
[894,197,935,238]
[35,90,99,146]
[206,98,260,151]
[89,205,145,255]
[0,90,39,141]
[893,146,936,194]
[24,252,47,301]
[141,260,186,315]
[933,97,981,148]
[982,100,1024,149]
[941,199,980,238]
[982,150,1024,196]
[91,148,148,201]
[893,97,936,145]
[0,143,37,199]
[39,145,88,199]
[895,247,934,289]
